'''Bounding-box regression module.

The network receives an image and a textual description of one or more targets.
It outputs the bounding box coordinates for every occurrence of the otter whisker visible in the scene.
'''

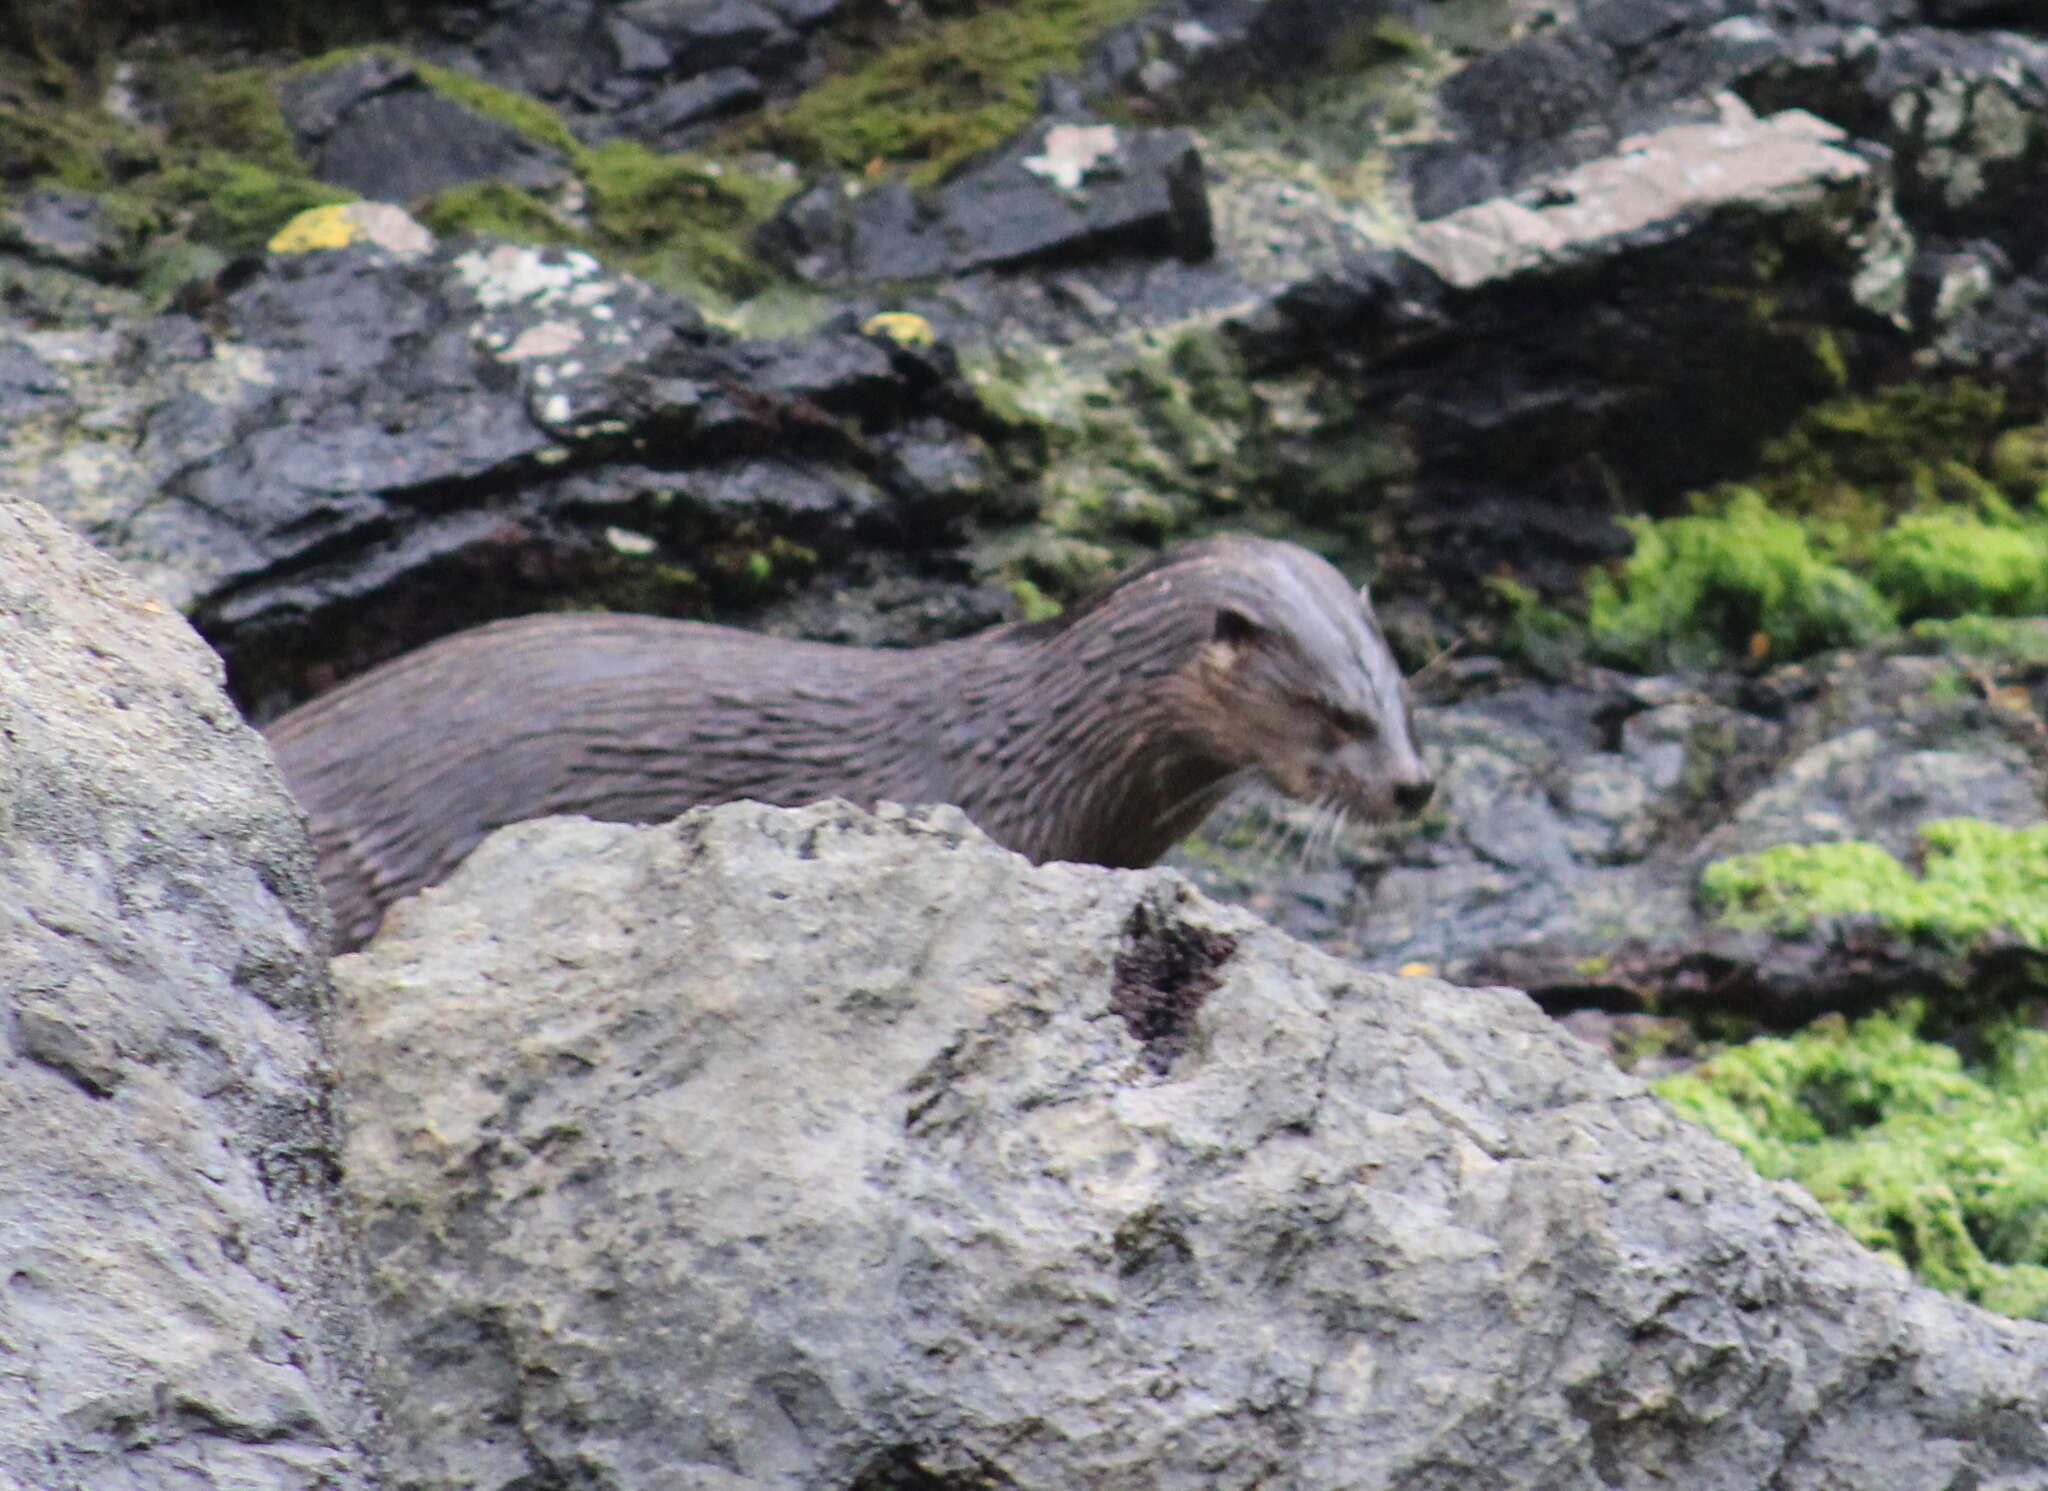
[1406,632,1468,689]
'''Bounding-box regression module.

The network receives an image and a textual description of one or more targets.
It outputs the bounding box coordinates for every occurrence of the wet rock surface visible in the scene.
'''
[280,53,576,202]
[1173,642,2048,1023]
[418,0,844,145]
[0,495,382,1489]
[759,116,1215,285]
[337,799,2048,1490]
[6,224,993,713]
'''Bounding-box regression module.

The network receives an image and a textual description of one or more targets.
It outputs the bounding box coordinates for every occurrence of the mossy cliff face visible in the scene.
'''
[1702,818,2048,951]
[1659,1004,2048,1322]
[1507,379,2048,672]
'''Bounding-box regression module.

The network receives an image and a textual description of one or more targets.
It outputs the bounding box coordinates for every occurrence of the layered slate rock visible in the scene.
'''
[759,116,1215,286]
[12,215,990,710]
[337,799,2048,1490]
[418,0,842,146]
[0,496,381,1489]
[279,52,575,202]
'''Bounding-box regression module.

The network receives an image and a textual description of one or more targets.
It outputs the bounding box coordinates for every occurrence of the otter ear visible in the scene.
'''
[1212,606,1263,647]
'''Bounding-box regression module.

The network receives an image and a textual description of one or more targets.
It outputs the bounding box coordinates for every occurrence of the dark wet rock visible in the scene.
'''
[617,0,798,73]
[1172,644,2048,1026]
[1082,0,1435,107]
[279,53,574,201]
[0,184,137,278]
[337,798,2048,1491]
[759,118,1214,285]
[0,338,69,430]
[614,64,764,144]
[1213,100,1915,603]
[0,495,382,1488]
[1401,0,2048,239]
[11,219,997,713]
[421,0,837,145]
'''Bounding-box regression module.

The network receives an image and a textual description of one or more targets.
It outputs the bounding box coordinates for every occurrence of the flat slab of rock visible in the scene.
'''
[1409,98,1888,293]
[760,118,1213,285]
[0,495,380,1488]
[337,799,2048,1490]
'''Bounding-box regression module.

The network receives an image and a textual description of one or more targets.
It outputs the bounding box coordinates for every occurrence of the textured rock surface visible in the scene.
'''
[0,495,381,1488]
[760,117,1214,285]
[339,799,2048,1490]
[7,222,990,711]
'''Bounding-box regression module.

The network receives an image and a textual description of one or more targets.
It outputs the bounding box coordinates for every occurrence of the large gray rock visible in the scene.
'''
[0,496,381,1488]
[338,799,2048,1490]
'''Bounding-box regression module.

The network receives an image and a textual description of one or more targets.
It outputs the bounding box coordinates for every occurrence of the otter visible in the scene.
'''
[265,536,1433,951]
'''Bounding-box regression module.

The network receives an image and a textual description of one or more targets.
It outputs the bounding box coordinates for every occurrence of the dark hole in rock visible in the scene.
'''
[1110,897,1237,1074]
[848,1444,1014,1489]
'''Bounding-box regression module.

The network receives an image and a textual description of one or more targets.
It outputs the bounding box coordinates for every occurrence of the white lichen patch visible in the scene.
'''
[500,322,585,362]
[1024,125,1126,192]
[451,243,613,308]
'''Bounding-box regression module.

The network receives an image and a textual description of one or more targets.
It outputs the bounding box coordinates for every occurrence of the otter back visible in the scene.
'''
[265,536,1431,950]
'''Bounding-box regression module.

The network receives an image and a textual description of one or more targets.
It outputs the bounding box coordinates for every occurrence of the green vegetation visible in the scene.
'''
[1872,508,2048,621]
[1512,380,2048,672]
[1700,818,2048,951]
[580,141,792,302]
[967,320,1400,598]
[413,179,578,246]
[1658,1003,2048,1320]
[2,42,800,306]
[731,0,1156,182]
[1911,614,2048,665]
[1585,488,1895,671]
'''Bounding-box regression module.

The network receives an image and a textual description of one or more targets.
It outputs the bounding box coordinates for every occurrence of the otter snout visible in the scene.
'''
[1393,772,1435,815]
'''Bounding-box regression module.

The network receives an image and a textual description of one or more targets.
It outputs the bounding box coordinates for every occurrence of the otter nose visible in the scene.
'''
[1394,776,1435,814]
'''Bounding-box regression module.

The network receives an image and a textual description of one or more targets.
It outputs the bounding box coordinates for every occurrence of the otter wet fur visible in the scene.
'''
[266,536,1434,950]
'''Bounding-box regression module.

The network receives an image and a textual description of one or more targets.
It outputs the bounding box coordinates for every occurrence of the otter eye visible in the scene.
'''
[1213,607,1262,645]
[1325,702,1378,739]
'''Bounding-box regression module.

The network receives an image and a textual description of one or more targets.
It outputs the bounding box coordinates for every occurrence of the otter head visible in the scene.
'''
[1177,539,1434,824]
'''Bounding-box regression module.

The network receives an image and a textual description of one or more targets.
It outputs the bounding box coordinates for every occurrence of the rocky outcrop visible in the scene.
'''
[0,495,382,1488]
[336,799,2048,1490]
[8,220,994,713]
[759,115,1215,285]
[279,52,576,203]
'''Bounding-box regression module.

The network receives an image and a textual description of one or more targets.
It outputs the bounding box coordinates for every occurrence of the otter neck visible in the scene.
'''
[928,612,1227,868]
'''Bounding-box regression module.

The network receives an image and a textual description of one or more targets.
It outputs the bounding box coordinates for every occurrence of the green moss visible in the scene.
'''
[412,58,584,160]
[414,180,579,246]
[1746,378,2009,552]
[1700,819,2048,950]
[1586,487,1895,671]
[1873,508,2048,621]
[162,66,303,173]
[154,153,355,253]
[1534,377,2048,671]
[1488,575,1586,676]
[582,140,793,301]
[1989,421,2048,500]
[733,0,1155,180]
[1657,1004,2048,1319]
[1911,614,2048,665]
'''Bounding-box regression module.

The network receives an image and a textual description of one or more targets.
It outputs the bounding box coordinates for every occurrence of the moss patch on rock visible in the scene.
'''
[1531,379,2048,672]
[1911,614,2048,665]
[1700,818,2048,950]
[968,320,1406,601]
[731,0,1155,182]
[4,44,797,306]
[1585,487,1896,671]
[1658,1002,2048,1320]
